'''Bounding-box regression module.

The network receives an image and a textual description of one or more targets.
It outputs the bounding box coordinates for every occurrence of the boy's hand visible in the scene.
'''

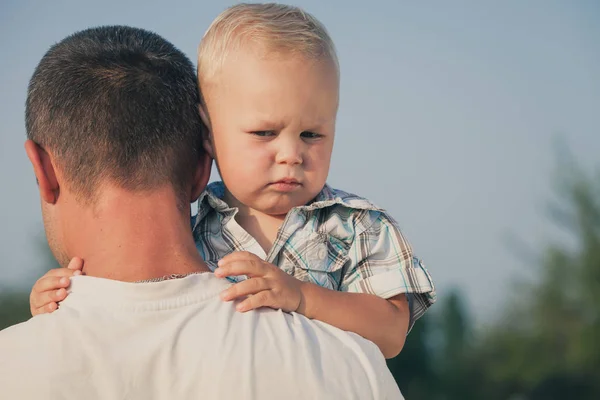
[30,257,84,316]
[215,251,305,313]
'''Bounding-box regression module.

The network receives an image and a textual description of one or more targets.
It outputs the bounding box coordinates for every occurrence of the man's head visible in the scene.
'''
[198,3,340,216]
[26,26,210,264]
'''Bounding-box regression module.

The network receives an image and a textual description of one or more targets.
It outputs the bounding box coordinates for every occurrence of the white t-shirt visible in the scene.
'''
[0,273,402,399]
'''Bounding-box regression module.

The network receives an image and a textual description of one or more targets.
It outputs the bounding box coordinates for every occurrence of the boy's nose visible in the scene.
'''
[275,145,303,165]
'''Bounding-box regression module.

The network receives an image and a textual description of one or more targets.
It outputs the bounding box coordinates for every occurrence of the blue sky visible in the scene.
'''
[1,0,598,323]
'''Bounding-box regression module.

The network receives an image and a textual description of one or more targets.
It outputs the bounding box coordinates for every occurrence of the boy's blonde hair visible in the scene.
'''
[198,3,338,87]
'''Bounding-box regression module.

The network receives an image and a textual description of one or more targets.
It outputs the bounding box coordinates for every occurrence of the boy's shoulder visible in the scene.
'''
[301,185,398,237]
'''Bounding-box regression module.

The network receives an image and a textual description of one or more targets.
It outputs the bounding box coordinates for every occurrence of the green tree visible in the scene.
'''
[387,314,438,399]
[435,290,481,400]
[387,290,480,400]
[0,290,31,331]
[475,158,600,399]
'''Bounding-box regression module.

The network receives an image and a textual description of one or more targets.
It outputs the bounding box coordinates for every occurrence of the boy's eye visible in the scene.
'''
[301,131,323,139]
[251,131,276,137]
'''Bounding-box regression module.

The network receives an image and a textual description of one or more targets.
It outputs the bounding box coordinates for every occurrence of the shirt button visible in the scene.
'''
[317,247,328,261]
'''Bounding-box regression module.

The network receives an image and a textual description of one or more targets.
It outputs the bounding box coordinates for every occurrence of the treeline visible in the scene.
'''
[390,161,600,399]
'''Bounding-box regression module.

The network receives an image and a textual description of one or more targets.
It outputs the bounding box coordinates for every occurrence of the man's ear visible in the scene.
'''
[24,140,59,204]
[190,151,213,202]
[198,103,215,158]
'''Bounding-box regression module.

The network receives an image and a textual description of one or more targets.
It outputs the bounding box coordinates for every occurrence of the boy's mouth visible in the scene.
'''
[269,178,301,191]
[274,178,300,184]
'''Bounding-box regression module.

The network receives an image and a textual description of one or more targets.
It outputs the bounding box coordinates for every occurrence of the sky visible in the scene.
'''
[0,0,598,324]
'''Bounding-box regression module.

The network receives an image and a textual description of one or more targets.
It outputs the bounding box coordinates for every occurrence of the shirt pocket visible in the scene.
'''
[287,232,350,291]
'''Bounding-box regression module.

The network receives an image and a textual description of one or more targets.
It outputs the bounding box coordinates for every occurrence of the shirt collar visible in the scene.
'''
[196,181,235,222]
[303,184,383,212]
[195,181,382,227]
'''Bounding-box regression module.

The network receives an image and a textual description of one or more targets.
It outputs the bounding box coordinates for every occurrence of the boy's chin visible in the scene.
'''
[254,195,306,216]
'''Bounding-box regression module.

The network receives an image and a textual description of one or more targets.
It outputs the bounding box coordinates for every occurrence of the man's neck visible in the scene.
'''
[62,186,209,282]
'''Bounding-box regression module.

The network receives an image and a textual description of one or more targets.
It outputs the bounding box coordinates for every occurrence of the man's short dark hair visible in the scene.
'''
[26,25,203,204]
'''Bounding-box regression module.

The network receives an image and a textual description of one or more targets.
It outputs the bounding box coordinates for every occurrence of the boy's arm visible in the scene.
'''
[217,211,436,358]
[337,211,437,334]
[298,284,410,358]
[216,252,411,358]
[216,253,408,358]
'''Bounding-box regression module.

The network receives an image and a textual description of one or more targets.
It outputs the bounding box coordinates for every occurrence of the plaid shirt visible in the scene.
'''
[192,181,436,330]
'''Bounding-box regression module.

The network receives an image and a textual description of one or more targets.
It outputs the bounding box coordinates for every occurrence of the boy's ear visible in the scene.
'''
[190,151,213,202]
[24,140,59,204]
[198,104,215,158]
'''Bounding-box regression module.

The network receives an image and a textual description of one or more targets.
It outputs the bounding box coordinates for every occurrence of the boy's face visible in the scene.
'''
[201,46,339,216]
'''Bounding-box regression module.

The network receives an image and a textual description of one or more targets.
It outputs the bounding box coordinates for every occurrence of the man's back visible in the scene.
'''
[0,273,401,399]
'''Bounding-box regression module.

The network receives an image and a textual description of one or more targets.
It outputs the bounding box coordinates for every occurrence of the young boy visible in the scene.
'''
[30,3,436,359]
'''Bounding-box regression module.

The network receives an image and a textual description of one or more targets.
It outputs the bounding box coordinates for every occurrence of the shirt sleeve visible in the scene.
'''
[339,211,436,331]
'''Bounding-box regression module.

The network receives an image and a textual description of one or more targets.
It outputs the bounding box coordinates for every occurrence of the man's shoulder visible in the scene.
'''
[0,314,49,341]
[0,278,401,399]
[205,302,383,366]
[0,313,63,351]
[227,309,399,398]
[249,309,382,368]
[0,314,62,379]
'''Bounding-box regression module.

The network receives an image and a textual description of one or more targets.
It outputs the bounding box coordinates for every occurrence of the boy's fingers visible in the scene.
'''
[31,288,67,309]
[33,276,72,294]
[32,301,58,316]
[218,251,258,265]
[221,278,269,301]
[236,290,273,312]
[215,260,266,278]
[52,288,68,303]
[41,268,81,278]
[66,257,84,271]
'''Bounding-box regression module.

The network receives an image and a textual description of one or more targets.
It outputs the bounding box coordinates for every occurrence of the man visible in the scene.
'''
[0,26,402,399]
